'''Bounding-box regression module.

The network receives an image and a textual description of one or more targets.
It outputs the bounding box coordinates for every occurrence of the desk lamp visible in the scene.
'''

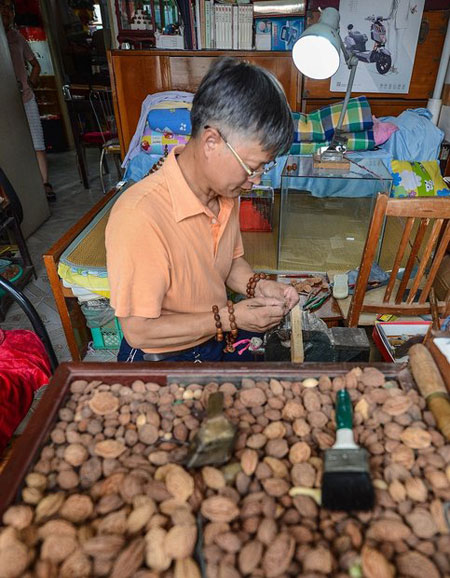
[292,7,358,170]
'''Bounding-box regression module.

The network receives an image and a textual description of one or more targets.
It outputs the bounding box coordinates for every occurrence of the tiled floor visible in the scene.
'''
[2,148,120,363]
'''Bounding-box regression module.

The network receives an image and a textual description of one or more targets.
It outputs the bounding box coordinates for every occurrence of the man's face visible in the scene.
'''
[212,133,275,198]
[1,0,15,29]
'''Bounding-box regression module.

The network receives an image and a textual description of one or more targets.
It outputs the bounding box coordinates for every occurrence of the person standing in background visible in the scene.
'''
[0,0,55,201]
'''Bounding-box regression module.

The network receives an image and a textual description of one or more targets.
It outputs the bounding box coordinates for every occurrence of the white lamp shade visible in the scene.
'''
[292,35,340,79]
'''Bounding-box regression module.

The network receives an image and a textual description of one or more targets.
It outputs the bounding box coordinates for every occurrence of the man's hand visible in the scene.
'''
[220,297,286,333]
[255,279,299,313]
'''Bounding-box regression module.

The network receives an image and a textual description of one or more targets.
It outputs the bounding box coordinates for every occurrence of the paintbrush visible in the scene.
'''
[322,389,375,511]
[184,392,236,468]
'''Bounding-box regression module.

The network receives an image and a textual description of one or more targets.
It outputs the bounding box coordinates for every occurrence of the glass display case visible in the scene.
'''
[278,155,393,272]
[115,0,180,47]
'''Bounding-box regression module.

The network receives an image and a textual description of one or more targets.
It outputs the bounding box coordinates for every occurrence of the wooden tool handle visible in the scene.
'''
[290,303,304,363]
[428,396,450,442]
[409,344,447,398]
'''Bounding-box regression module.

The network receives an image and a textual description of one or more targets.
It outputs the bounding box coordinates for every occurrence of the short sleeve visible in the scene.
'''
[105,206,170,319]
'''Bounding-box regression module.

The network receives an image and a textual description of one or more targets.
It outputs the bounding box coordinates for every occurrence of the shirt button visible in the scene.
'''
[211,218,217,224]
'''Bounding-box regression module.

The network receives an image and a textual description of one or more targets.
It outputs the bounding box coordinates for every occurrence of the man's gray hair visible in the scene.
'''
[191,57,294,156]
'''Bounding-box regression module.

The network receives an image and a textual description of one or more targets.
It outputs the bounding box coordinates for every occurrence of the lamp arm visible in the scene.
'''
[329,51,359,151]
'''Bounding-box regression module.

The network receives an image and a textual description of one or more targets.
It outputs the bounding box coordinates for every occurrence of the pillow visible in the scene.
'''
[390,160,450,198]
[141,125,190,154]
[372,115,398,146]
[146,107,191,134]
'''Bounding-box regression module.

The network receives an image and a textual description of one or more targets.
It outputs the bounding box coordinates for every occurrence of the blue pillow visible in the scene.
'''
[146,108,191,135]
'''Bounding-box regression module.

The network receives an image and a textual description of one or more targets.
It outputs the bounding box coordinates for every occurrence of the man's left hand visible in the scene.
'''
[255,280,299,312]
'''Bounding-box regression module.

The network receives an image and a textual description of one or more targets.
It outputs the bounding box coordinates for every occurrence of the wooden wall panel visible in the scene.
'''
[109,50,301,154]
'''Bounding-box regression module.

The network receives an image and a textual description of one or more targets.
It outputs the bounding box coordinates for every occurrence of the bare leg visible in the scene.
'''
[36,149,56,201]
[36,149,48,184]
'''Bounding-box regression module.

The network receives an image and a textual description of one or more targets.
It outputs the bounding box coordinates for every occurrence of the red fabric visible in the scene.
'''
[81,131,115,145]
[0,329,51,453]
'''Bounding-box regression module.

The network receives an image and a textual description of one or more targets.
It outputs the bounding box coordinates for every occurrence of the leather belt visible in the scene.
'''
[142,337,216,362]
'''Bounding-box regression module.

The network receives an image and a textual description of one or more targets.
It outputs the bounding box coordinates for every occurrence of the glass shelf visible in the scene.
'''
[278,154,393,273]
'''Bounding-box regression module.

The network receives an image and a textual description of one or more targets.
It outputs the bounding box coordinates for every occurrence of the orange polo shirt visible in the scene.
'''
[105,146,244,353]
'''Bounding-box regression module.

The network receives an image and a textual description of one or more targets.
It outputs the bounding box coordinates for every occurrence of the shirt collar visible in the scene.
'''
[162,145,234,222]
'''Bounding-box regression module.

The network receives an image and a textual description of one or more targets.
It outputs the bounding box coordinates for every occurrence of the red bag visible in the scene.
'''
[0,329,51,453]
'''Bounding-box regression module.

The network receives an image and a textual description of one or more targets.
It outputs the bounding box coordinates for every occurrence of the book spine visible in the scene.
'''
[200,0,206,49]
[210,1,215,49]
[194,0,202,49]
[232,4,238,50]
[205,0,211,49]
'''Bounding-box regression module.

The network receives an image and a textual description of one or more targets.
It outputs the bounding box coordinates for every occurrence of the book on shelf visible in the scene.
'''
[177,0,303,52]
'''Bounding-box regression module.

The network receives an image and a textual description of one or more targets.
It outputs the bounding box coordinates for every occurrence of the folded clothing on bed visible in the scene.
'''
[293,96,373,143]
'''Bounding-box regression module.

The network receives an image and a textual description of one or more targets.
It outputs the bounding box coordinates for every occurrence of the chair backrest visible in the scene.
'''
[89,88,117,139]
[63,85,117,143]
[347,193,450,326]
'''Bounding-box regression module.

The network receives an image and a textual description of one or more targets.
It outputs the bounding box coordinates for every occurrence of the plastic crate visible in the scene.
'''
[90,317,124,350]
[239,186,274,232]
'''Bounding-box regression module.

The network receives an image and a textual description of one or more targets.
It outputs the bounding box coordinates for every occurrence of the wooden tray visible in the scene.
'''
[0,361,413,517]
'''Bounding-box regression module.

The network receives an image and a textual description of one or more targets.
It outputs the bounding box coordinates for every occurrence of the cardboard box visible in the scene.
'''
[155,34,184,49]
[255,17,304,51]
[373,321,431,363]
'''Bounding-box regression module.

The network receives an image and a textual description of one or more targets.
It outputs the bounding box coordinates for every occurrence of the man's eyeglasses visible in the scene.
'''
[205,126,277,179]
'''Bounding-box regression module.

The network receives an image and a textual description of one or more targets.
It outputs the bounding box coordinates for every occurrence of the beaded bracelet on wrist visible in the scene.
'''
[246,272,267,298]
[212,305,224,342]
[224,300,239,353]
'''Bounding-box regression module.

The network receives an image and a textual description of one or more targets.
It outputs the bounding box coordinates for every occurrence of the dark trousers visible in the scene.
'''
[117,330,263,362]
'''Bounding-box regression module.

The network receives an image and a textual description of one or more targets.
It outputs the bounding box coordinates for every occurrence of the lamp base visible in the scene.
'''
[313,150,350,171]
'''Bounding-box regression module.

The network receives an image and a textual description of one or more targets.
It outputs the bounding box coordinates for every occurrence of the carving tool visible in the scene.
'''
[322,389,374,511]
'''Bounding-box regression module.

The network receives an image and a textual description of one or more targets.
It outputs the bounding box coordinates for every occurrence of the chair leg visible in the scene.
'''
[99,148,106,195]
[113,153,122,181]
[102,152,110,174]
[78,145,90,189]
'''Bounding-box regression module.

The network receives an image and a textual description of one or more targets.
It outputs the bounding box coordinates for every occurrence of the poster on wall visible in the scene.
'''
[330,0,425,94]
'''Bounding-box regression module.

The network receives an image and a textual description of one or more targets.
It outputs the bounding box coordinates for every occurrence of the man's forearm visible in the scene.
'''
[225,256,255,295]
[120,310,220,350]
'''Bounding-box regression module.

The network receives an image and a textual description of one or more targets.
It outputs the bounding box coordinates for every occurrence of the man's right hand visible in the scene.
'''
[220,297,286,333]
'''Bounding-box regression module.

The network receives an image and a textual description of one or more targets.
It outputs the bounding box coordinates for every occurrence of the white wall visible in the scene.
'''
[0,22,50,238]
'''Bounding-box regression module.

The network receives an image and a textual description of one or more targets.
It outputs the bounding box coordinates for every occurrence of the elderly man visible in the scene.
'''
[106,57,298,362]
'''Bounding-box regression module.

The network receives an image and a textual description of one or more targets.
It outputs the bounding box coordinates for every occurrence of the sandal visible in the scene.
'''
[44,182,56,202]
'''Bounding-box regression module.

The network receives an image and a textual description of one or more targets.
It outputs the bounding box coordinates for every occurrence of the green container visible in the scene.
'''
[90,318,123,350]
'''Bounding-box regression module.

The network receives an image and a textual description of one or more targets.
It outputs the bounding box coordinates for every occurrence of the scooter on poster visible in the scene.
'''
[344,14,392,75]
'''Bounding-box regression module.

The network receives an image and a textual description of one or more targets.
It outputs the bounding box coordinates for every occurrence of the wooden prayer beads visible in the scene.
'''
[212,305,224,342]
[246,272,267,298]
[224,300,238,353]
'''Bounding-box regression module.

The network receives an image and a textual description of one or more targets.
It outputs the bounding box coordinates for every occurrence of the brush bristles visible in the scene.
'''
[322,472,375,511]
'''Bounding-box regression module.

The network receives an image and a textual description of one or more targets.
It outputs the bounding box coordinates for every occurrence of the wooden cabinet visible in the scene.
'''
[108,49,302,154]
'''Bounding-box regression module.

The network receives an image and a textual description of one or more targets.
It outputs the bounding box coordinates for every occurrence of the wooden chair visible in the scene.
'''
[341,193,450,327]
